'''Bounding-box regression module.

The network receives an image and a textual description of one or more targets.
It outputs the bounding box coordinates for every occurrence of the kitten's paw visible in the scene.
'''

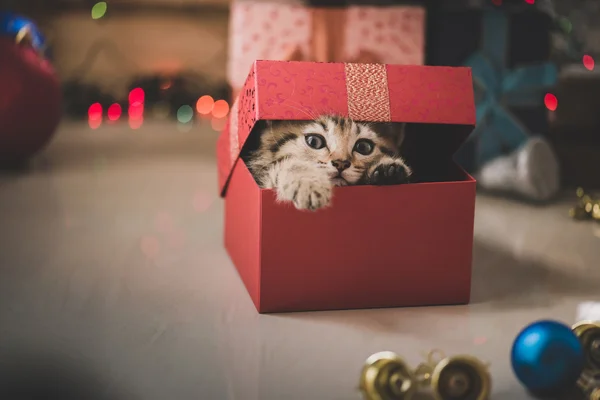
[370,160,411,185]
[277,178,332,211]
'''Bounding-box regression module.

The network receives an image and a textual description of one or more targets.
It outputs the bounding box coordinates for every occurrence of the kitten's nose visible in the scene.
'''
[331,160,351,172]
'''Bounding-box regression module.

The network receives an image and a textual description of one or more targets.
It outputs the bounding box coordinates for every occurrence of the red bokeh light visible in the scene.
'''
[129,117,143,130]
[129,87,145,104]
[88,102,103,120]
[524,0,534,4]
[212,100,230,118]
[128,102,144,119]
[88,117,102,129]
[492,0,502,5]
[196,95,214,114]
[544,93,558,111]
[199,112,212,121]
[583,55,595,71]
[107,103,122,121]
[211,116,228,131]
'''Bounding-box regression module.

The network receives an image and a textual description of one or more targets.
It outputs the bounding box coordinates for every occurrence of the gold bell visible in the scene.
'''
[571,188,595,221]
[592,202,600,221]
[414,350,491,400]
[575,370,600,400]
[360,350,491,400]
[359,351,418,400]
[573,321,600,372]
[570,205,591,220]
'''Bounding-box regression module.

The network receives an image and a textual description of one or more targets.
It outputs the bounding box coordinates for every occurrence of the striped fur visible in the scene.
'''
[244,115,411,211]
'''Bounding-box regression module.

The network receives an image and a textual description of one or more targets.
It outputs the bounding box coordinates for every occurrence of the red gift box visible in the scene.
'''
[217,60,476,313]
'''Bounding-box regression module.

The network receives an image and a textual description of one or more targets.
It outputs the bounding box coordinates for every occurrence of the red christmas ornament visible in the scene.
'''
[0,36,61,164]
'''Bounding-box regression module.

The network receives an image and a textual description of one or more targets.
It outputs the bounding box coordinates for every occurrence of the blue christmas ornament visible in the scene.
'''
[511,320,584,396]
[0,11,47,54]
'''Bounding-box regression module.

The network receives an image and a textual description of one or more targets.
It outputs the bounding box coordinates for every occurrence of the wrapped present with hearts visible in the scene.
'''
[217,60,476,313]
[227,0,425,100]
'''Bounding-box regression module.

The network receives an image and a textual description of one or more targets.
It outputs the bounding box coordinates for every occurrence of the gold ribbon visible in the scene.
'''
[345,63,391,122]
[283,7,382,64]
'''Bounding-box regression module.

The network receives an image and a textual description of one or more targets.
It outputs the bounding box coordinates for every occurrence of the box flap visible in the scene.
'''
[217,60,476,197]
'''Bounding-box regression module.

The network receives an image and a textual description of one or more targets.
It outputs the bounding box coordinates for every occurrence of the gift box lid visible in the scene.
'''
[217,60,475,197]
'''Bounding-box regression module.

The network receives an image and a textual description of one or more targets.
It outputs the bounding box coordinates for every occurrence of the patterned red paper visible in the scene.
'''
[227,3,425,91]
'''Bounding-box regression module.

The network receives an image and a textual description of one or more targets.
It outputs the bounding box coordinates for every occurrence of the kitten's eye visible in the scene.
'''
[354,139,374,155]
[305,134,326,149]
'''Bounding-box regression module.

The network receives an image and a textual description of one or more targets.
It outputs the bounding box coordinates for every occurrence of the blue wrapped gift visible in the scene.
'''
[426,3,557,173]
[463,7,558,169]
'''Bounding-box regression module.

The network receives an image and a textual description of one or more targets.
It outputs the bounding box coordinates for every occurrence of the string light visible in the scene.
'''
[558,17,572,34]
[107,103,122,121]
[583,55,595,71]
[129,117,143,130]
[211,116,227,132]
[196,95,214,114]
[177,122,193,133]
[88,103,102,129]
[212,100,229,118]
[199,112,212,121]
[88,118,102,129]
[177,105,194,124]
[152,102,170,119]
[128,102,144,119]
[91,2,107,19]
[88,103,103,120]
[544,93,558,111]
[129,87,145,105]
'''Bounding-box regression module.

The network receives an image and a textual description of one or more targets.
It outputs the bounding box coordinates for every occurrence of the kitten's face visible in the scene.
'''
[266,116,405,185]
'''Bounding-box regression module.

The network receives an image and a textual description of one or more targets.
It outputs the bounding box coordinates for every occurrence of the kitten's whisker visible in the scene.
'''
[280,100,318,120]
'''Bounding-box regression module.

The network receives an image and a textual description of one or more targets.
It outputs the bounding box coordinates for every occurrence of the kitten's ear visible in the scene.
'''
[264,120,286,131]
[372,122,406,148]
[396,122,407,148]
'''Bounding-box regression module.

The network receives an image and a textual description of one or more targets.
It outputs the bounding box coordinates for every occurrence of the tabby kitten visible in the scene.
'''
[245,115,412,211]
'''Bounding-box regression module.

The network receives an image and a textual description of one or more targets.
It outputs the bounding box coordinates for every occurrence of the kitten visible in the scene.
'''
[244,115,412,211]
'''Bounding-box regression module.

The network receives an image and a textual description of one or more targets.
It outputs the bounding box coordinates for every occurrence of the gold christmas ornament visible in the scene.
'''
[571,188,598,221]
[359,350,491,400]
[359,351,418,400]
[573,321,600,372]
[592,202,600,221]
[570,205,591,220]
[576,370,600,400]
[415,350,491,400]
